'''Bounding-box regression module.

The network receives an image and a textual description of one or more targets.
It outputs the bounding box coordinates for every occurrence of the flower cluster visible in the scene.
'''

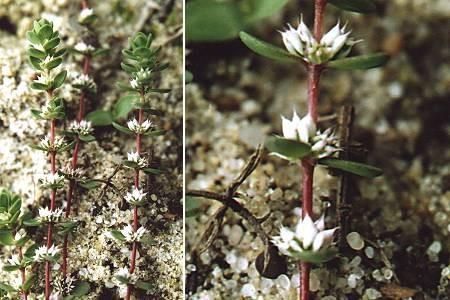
[74,42,96,54]
[124,188,147,206]
[53,275,75,296]
[68,120,93,136]
[39,173,65,189]
[280,18,358,64]
[120,225,147,243]
[127,152,148,169]
[281,110,339,159]
[39,135,67,152]
[130,68,152,89]
[272,214,338,263]
[78,8,96,25]
[33,245,60,262]
[61,166,86,181]
[38,207,64,223]
[72,73,97,93]
[127,118,152,134]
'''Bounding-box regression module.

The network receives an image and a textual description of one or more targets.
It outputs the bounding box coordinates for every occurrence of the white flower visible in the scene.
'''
[39,135,66,152]
[14,229,27,241]
[72,74,97,92]
[127,118,152,134]
[136,68,152,81]
[68,120,93,135]
[120,225,147,242]
[61,166,85,180]
[281,110,316,144]
[280,18,357,64]
[74,42,95,54]
[279,110,339,159]
[78,8,94,23]
[124,187,147,206]
[273,214,338,260]
[127,152,147,168]
[7,255,21,266]
[34,244,60,262]
[39,173,65,189]
[34,74,51,86]
[38,207,64,223]
[130,79,139,89]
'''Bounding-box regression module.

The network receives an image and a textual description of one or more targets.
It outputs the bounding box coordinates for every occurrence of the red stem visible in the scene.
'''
[62,13,93,277]
[126,99,144,299]
[299,1,327,300]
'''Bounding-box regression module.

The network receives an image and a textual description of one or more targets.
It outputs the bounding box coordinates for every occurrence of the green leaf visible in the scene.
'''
[30,82,48,91]
[147,88,171,94]
[328,53,389,70]
[37,24,52,40]
[43,37,61,51]
[71,281,90,297]
[0,282,15,293]
[318,158,383,178]
[78,134,96,142]
[86,110,113,126]
[115,275,129,284]
[52,70,67,89]
[0,230,14,245]
[328,0,376,13]
[142,168,162,175]
[187,0,244,42]
[239,32,298,63]
[45,57,62,70]
[113,94,138,119]
[265,136,311,160]
[120,62,137,73]
[78,180,100,190]
[143,130,165,137]
[8,196,21,215]
[112,122,133,134]
[186,196,202,218]
[22,274,36,292]
[110,230,125,241]
[26,31,40,45]
[289,247,338,264]
[3,265,21,272]
[242,0,290,23]
[122,160,139,169]
[23,218,41,227]
[28,48,46,59]
[24,244,39,258]
[29,56,43,71]
[135,280,153,291]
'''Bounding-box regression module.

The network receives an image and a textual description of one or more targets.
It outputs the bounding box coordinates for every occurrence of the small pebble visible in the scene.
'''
[241,283,257,298]
[365,246,375,259]
[346,232,365,250]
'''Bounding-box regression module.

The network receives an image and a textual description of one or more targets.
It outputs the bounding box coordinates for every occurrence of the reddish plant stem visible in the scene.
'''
[62,12,93,277]
[299,1,327,300]
[126,96,144,300]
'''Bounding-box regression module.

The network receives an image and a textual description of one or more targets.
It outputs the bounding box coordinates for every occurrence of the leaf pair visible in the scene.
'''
[239,32,389,70]
[266,136,382,178]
